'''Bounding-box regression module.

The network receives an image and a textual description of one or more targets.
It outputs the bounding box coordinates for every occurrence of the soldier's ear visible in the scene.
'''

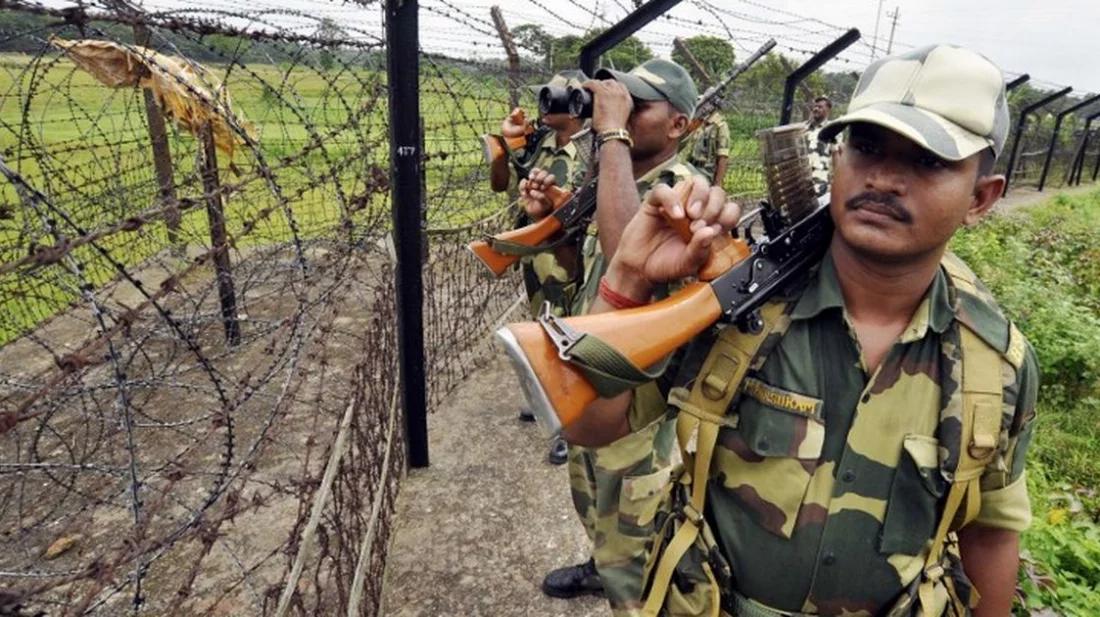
[964,174,1004,226]
[669,113,689,140]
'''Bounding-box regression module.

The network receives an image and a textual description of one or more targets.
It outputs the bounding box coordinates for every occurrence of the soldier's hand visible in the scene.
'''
[605,177,740,298]
[501,107,528,138]
[518,168,558,221]
[583,79,633,134]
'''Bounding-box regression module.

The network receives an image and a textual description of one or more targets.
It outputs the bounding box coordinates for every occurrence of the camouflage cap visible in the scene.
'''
[527,69,586,95]
[819,44,1010,161]
[595,59,698,117]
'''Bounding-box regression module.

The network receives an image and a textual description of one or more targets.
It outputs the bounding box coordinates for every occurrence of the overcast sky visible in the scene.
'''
[122,0,1095,93]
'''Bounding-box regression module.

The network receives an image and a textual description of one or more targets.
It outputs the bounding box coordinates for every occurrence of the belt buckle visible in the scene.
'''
[680,502,705,526]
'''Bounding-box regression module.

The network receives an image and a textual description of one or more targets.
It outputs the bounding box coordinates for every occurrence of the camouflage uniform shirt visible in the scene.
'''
[680,111,731,185]
[518,134,585,319]
[635,251,1038,615]
[566,152,701,578]
[805,118,832,197]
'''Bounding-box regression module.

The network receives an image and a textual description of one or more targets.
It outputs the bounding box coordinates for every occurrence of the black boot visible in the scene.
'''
[518,408,536,422]
[541,557,603,599]
[547,437,568,465]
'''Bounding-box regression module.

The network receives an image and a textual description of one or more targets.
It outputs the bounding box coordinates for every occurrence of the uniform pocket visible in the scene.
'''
[621,465,675,528]
[715,379,825,539]
[879,434,947,556]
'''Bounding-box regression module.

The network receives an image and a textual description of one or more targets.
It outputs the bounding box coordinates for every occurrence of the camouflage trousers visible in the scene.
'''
[565,415,680,613]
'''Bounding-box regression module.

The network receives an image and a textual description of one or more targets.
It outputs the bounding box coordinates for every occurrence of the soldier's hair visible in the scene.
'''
[977,149,996,178]
[814,96,832,107]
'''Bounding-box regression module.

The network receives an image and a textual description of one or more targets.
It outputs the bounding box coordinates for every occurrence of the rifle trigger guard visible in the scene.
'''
[537,302,584,362]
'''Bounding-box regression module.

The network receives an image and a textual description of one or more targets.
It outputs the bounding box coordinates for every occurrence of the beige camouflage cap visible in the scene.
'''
[819,44,1010,161]
[527,69,586,95]
[595,58,698,117]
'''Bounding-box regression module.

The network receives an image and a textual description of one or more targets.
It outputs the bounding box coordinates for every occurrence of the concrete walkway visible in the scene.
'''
[381,353,610,617]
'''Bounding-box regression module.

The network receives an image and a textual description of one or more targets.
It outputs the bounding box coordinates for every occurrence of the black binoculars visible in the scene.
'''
[538,85,594,119]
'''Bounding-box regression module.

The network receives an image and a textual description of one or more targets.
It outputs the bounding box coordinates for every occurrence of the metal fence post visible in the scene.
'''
[1003,86,1072,194]
[579,0,684,75]
[1070,111,1100,185]
[1038,92,1100,191]
[1006,74,1030,92]
[1092,129,1100,181]
[780,29,861,125]
[387,0,429,469]
[132,25,181,248]
[199,123,241,346]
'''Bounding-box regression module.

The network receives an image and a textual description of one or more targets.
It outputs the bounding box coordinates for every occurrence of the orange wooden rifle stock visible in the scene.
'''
[497,187,751,431]
[496,124,831,438]
[479,109,538,167]
[480,132,532,167]
[467,184,575,276]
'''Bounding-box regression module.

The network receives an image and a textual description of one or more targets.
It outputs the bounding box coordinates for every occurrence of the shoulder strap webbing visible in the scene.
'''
[917,324,1005,613]
[642,301,792,617]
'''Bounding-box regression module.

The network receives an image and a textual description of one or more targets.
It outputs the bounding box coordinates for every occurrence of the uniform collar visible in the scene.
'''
[790,250,955,340]
[635,152,681,186]
[538,134,577,158]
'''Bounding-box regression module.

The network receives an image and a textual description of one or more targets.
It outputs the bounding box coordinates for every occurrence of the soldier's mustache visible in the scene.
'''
[845,191,912,223]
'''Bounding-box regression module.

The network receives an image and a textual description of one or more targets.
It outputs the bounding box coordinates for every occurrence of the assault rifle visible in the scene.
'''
[495,124,834,437]
[479,108,553,182]
[467,38,777,278]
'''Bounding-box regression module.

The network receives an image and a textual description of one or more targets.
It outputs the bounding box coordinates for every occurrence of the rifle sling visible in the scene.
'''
[484,225,582,257]
[562,332,671,399]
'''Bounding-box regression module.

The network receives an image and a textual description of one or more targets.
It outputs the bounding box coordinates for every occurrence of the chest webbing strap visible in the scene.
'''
[917,325,1004,613]
[642,301,791,617]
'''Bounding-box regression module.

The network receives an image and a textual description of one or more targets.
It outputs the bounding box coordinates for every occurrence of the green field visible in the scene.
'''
[0,51,518,342]
[951,190,1100,615]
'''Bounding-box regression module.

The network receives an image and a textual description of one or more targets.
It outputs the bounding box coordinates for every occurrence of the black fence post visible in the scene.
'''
[1038,92,1100,192]
[579,0,683,75]
[1006,74,1030,92]
[1093,133,1100,181]
[1071,111,1100,185]
[387,0,429,469]
[1003,86,1072,195]
[780,28,861,125]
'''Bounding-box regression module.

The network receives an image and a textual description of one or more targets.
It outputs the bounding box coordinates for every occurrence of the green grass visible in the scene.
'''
[0,52,515,343]
[950,189,1100,615]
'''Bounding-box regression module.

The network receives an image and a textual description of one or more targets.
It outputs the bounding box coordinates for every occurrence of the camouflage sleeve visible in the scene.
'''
[521,252,578,319]
[715,119,731,158]
[974,341,1039,532]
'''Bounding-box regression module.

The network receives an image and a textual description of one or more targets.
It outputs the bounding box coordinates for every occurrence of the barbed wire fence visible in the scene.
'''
[0,0,1095,616]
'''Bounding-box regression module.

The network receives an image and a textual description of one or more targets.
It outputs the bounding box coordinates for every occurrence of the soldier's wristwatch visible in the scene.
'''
[596,128,633,149]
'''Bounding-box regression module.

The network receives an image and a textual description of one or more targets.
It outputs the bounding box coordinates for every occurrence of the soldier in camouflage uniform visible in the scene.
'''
[493,71,588,465]
[565,45,1036,617]
[517,58,703,601]
[806,95,833,197]
[680,103,731,186]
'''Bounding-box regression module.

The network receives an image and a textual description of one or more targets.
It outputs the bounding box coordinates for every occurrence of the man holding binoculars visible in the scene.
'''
[514,58,703,603]
[491,71,587,466]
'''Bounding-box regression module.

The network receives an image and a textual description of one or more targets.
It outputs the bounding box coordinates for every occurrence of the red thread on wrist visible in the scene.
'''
[599,277,649,310]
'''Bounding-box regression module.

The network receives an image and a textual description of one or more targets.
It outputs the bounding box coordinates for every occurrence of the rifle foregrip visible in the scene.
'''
[662,186,753,282]
[497,282,724,434]
[467,215,566,277]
